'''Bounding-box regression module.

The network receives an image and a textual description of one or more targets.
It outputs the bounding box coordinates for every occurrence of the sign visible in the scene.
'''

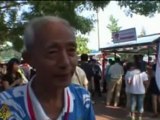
[156,41,160,90]
[112,28,137,43]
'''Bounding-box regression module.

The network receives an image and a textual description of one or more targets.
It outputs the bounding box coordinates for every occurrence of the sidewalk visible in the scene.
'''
[93,94,160,120]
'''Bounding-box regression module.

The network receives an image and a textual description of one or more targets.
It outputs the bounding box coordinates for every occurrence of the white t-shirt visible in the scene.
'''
[126,69,148,94]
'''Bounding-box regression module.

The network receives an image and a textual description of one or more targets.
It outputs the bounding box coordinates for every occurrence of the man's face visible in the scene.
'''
[29,21,77,88]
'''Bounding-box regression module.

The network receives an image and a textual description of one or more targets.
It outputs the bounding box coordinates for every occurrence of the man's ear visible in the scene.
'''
[22,50,34,67]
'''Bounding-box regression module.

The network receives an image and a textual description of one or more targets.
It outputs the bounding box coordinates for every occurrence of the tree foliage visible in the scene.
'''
[76,35,90,55]
[118,0,160,17]
[0,1,110,51]
[1,1,159,51]
[107,15,121,33]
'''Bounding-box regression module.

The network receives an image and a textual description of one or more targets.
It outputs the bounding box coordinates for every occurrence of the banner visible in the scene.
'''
[112,28,137,43]
[156,41,160,90]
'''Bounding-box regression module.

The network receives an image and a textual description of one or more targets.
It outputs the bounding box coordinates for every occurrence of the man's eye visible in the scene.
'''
[48,50,58,54]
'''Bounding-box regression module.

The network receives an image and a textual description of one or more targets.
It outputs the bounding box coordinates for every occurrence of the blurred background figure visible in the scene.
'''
[124,62,134,109]
[102,59,108,93]
[20,50,36,81]
[2,58,24,90]
[72,66,88,89]
[106,57,124,107]
[79,54,94,96]
[19,60,31,81]
[148,62,160,118]
[91,59,102,97]
[0,63,6,92]
[105,59,115,91]
[138,55,147,72]
[126,62,148,120]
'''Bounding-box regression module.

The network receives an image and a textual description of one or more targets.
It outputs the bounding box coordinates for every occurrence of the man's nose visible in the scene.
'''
[58,50,70,69]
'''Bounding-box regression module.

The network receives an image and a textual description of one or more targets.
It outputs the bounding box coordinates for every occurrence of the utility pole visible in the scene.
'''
[96,8,100,50]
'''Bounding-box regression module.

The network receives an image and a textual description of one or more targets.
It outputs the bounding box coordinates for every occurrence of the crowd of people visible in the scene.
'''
[0,48,159,120]
[73,53,160,120]
[119,56,159,120]
[0,15,159,120]
[0,57,35,92]
[123,55,160,120]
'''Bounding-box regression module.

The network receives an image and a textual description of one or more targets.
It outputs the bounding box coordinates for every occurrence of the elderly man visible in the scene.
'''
[0,16,95,120]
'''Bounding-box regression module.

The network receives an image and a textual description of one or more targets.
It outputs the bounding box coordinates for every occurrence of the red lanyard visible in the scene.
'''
[27,85,36,120]
[64,91,70,120]
[27,85,70,120]
[157,55,160,67]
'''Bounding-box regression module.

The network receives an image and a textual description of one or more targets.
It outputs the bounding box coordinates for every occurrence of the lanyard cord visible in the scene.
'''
[63,90,70,120]
[27,85,36,120]
[27,85,70,120]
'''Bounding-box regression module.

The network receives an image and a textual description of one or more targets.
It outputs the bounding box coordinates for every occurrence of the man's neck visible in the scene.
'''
[31,76,64,119]
[31,76,64,102]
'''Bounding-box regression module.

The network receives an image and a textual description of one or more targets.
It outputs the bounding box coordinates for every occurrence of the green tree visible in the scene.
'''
[76,35,90,55]
[1,1,159,51]
[118,1,160,17]
[0,1,110,51]
[107,15,121,33]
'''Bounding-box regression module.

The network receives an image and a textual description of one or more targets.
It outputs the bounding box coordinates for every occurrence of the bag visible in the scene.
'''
[75,70,83,86]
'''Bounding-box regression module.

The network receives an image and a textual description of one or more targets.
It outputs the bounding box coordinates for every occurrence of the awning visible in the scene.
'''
[100,34,160,52]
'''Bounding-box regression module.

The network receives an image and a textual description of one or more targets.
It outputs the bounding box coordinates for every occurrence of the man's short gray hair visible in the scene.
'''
[24,16,74,51]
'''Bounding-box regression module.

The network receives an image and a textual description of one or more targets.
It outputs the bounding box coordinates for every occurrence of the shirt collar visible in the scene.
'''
[26,77,74,120]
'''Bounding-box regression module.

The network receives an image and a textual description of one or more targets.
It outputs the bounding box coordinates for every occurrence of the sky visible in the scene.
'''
[80,1,160,50]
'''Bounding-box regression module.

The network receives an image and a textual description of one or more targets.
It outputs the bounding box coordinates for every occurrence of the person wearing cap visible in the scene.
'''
[0,16,95,120]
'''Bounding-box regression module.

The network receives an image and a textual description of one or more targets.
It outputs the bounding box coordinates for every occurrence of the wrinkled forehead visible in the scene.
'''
[33,21,75,48]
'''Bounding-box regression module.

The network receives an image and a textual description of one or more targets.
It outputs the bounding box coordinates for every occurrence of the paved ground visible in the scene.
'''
[93,93,160,120]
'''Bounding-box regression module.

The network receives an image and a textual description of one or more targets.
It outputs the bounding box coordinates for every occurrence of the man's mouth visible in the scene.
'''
[55,74,71,80]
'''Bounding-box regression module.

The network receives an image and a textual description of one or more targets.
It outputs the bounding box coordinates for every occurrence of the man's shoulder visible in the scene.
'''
[114,63,123,69]
[69,84,91,101]
[0,85,26,103]
[0,85,28,119]
[68,84,92,110]
[141,72,148,80]
[69,84,89,95]
[115,63,122,66]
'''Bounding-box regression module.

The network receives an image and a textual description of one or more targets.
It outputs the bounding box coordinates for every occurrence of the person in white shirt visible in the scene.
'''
[124,62,133,109]
[72,66,88,89]
[126,63,148,120]
[106,57,124,107]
